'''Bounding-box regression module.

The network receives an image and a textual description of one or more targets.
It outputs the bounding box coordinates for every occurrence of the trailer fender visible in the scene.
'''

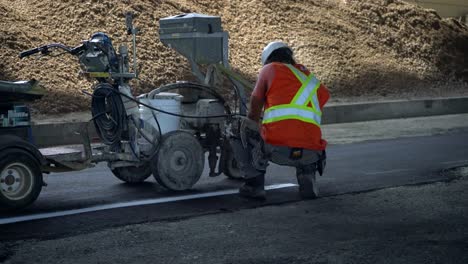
[0,135,46,166]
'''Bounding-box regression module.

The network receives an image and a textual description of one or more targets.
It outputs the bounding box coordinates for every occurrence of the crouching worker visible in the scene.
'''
[229,41,330,199]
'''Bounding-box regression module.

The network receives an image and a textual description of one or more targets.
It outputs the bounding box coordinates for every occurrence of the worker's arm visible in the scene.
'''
[248,95,264,122]
[248,65,273,122]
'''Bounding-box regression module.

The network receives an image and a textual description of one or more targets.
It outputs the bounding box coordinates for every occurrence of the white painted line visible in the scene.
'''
[364,169,413,175]
[440,160,468,165]
[0,183,297,225]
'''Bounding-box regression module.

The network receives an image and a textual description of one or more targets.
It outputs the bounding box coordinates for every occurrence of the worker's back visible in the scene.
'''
[255,62,330,151]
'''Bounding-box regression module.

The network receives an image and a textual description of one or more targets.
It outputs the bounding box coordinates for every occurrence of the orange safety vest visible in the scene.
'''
[261,63,329,151]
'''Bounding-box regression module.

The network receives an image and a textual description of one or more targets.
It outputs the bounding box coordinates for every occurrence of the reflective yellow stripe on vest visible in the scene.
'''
[263,64,322,126]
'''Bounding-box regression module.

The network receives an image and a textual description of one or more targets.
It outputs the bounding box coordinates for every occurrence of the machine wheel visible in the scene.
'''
[0,149,43,210]
[223,147,243,180]
[151,131,204,191]
[110,163,152,184]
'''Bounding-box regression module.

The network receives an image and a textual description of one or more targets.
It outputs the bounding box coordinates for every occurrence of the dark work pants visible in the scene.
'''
[229,135,323,190]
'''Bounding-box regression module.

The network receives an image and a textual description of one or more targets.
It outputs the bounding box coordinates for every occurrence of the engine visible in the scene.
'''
[78,32,119,73]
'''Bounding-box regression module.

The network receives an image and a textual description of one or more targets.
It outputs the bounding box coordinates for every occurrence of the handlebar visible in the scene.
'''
[19,43,84,59]
[19,47,42,58]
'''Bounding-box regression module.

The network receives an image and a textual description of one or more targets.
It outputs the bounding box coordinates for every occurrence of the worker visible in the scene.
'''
[229,41,330,199]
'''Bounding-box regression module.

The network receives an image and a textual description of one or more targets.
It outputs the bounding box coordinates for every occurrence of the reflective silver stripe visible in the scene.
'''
[262,64,323,126]
[263,107,321,125]
[285,64,307,82]
[312,93,320,111]
[284,64,321,109]
[293,77,320,106]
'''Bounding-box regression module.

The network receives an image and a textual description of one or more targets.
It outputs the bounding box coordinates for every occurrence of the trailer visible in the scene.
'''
[0,80,47,210]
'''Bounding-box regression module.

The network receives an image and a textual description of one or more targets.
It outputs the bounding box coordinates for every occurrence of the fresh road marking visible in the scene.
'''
[364,169,414,175]
[0,183,297,225]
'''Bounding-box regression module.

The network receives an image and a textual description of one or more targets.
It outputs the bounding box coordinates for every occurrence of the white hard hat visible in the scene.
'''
[261,41,292,65]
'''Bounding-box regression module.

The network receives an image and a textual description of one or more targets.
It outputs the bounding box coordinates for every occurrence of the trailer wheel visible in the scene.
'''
[151,131,204,191]
[110,163,152,184]
[0,149,43,210]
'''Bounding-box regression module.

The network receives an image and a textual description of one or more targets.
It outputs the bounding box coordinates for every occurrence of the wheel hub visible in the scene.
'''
[152,131,205,191]
[5,174,16,186]
[1,168,21,192]
[170,150,188,171]
[0,163,33,200]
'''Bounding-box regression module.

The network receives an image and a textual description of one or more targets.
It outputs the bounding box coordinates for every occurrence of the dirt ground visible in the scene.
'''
[1,0,467,114]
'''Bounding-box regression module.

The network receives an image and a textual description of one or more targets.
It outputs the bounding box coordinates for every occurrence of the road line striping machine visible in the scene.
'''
[1,13,251,210]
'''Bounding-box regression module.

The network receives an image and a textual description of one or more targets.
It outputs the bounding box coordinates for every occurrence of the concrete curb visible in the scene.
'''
[322,96,468,124]
[33,97,468,147]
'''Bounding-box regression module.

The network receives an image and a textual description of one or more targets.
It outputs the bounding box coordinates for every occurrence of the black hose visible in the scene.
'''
[227,78,248,115]
[128,115,157,161]
[150,109,163,144]
[92,82,235,119]
[85,82,241,151]
[91,83,126,149]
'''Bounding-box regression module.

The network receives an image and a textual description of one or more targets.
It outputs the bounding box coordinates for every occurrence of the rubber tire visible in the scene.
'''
[223,148,243,180]
[152,131,204,191]
[0,148,43,210]
[110,163,152,184]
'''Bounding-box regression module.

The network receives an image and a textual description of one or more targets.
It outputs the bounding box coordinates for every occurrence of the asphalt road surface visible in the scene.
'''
[1,131,467,241]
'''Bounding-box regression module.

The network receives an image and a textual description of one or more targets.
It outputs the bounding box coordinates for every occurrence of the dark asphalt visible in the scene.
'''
[3,166,468,264]
[1,132,467,241]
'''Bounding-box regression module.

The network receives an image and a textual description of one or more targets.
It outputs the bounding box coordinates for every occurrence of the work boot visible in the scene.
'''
[296,166,319,199]
[239,173,266,200]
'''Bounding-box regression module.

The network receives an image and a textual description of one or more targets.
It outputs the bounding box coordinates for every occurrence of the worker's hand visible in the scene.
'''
[241,117,259,133]
[240,117,260,148]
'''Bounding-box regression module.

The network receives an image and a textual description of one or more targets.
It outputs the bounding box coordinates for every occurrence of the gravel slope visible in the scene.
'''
[1,0,467,114]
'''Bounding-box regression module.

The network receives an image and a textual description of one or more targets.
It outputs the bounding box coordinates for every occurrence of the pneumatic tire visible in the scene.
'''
[0,149,43,210]
[151,131,204,191]
[109,163,152,184]
[223,148,243,180]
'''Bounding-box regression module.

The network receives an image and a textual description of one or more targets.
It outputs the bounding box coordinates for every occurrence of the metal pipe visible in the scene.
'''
[132,28,138,78]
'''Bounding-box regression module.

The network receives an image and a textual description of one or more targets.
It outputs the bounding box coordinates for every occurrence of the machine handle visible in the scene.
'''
[125,12,134,35]
[19,47,41,58]
[19,43,77,59]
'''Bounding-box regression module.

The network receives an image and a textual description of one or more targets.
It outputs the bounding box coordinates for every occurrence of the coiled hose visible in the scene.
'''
[88,82,239,152]
[91,83,125,149]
